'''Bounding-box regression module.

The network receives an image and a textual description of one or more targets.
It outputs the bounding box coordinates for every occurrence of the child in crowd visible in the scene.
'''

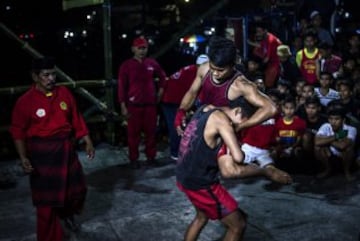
[296,83,315,119]
[315,101,357,181]
[276,78,292,97]
[243,55,263,82]
[294,79,306,106]
[273,95,306,173]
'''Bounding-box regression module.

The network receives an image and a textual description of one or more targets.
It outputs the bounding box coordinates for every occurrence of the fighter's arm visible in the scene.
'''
[232,76,278,131]
[206,110,244,163]
[208,111,292,184]
[210,113,268,178]
[175,63,209,135]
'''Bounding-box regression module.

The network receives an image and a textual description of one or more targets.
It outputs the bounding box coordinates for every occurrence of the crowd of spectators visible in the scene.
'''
[242,9,360,181]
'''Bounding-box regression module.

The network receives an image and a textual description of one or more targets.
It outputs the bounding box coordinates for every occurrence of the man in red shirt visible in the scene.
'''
[248,21,283,88]
[118,36,167,168]
[10,57,95,241]
[161,54,209,160]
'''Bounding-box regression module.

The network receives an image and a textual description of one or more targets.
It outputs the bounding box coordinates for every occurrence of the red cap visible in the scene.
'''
[132,37,148,48]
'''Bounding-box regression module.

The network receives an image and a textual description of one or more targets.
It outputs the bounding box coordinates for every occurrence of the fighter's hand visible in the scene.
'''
[174,108,186,136]
[265,165,292,185]
[176,126,184,136]
[20,158,34,174]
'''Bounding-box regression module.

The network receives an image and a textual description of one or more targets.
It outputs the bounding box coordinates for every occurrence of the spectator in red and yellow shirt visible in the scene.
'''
[296,31,320,85]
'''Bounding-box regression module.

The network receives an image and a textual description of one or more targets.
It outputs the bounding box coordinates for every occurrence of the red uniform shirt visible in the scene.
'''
[10,85,89,139]
[253,32,282,65]
[117,57,167,105]
[162,64,197,104]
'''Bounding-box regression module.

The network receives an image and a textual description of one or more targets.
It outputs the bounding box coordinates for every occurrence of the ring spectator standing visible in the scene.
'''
[296,31,320,85]
[117,36,167,169]
[161,54,209,161]
[9,56,95,241]
[308,10,334,47]
[247,21,283,88]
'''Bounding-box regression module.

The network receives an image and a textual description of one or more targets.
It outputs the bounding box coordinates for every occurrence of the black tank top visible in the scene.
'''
[176,106,223,190]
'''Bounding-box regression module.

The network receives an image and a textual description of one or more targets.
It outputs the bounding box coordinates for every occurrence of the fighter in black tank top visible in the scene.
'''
[176,105,224,190]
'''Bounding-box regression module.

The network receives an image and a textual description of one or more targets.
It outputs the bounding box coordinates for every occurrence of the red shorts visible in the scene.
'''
[177,182,238,220]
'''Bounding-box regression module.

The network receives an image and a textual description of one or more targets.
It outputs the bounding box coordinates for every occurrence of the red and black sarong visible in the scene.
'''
[27,132,87,210]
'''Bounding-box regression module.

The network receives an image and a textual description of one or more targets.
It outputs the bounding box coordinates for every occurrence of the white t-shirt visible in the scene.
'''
[314,87,340,107]
[316,122,357,156]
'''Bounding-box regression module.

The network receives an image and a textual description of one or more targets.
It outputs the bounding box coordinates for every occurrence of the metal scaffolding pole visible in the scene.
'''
[0,21,120,143]
[102,0,116,145]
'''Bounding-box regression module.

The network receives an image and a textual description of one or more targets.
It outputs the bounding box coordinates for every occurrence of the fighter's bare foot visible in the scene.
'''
[265,165,292,184]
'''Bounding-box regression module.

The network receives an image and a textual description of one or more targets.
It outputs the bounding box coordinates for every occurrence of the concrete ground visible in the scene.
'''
[0,143,360,241]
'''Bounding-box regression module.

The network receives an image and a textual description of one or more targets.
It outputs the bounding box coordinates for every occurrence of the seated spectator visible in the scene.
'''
[273,95,306,173]
[243,55,264,82]
[276,78,292,97]
[253,74,266,93]
[336,79,360,125]
[314,71,339,109]
[296,83,315,119]
[315,101,357,181]
[337,79,360,168]
[301,96,327,168]
[333,56,357,80]
[294,79,306,105]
